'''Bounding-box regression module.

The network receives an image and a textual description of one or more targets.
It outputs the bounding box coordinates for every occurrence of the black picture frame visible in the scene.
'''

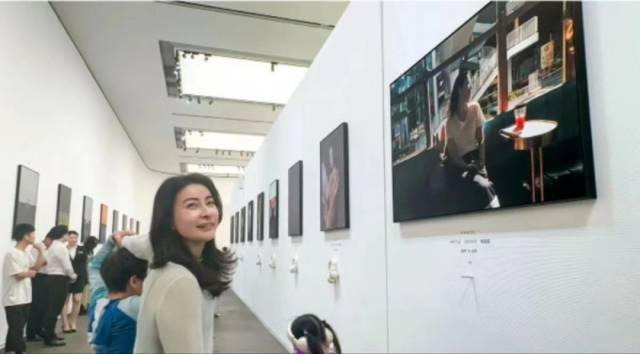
[288,160,303,236]
[248,201,254,242]
[320,123,350,231]
[112,210,119,234]
[269,180,279,239]
[230,215,234,244]
[99,204,108,243]
[234,212,240,243]
[81,196,93,242]
[55,184,72,227]
[12,165,39,234]
[240,207,246,243]
[257,192,265,241]
[389,1,596,222]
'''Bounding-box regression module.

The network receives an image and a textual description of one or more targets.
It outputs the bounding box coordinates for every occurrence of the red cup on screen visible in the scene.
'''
[514,104,527,130]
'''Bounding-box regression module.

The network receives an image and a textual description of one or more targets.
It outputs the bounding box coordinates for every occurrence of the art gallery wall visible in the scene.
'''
[0,2,166,345]
[211,176,239,250]
[382,2,640,352]
[230,2,388,352]
[232,1,640,352]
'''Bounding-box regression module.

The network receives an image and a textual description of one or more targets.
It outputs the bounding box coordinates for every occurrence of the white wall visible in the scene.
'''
[231,1,640,353]
[383,2,640,352]
[213,177,239,251]
[231,2,388,353]
[0,2,167,346]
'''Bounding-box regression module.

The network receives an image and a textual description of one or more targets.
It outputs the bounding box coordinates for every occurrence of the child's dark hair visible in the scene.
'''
[288,314,341,354]
[47,225,69,240]
[100,248,148,293]
[84,236,99,256]
[12,223,35,241]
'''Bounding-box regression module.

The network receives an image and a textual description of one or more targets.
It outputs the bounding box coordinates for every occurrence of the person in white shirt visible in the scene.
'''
[122,173,235,353]
[26,234,52,341]
[3,224,46,354]
[445,70,500,209]
[40,225,76,347]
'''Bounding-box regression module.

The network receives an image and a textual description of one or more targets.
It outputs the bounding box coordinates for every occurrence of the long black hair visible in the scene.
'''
[149,173,235,297]
[290,314,342,354]
[449,70,470,116]
[84,236,99,256]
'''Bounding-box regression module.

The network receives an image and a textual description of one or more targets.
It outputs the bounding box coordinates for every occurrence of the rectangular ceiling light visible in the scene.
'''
[184,130,264,152]
[178,52,307,105]
[186,164,244,176]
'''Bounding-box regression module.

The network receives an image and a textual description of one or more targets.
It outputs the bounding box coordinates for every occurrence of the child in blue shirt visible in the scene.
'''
[87,234,147,354]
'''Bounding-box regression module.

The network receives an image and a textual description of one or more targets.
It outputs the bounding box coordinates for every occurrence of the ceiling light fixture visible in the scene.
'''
[185,164,244,176]
[177,53,307,105]
[184,131,264,152]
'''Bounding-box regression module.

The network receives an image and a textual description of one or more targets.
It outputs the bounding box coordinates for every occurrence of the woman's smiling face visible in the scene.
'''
[173,183,219,243]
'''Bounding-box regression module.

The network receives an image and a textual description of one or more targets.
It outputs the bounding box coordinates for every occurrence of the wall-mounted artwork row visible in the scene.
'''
[288,160,303,236]
[55,184,71,227]
[320,123,350,231]
[269,180,279,239]
[389,1,595,222]
[248,201,254,242]
[257,192,265,241]
[99,204,108,243]
[82,196,93,242]
[112,210,119,234]
[12,165,39,233]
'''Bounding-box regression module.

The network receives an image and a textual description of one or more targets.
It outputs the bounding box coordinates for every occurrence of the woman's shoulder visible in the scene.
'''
[151,262,199,287]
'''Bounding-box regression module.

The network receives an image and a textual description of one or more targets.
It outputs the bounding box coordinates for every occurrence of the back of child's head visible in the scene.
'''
[287,314,341,354]
[100,248,148,293]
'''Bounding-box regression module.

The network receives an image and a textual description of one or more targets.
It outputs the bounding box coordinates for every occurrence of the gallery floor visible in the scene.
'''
[30,290,286,354]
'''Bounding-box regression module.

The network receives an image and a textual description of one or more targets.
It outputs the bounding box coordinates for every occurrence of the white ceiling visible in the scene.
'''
[50,1,348,174]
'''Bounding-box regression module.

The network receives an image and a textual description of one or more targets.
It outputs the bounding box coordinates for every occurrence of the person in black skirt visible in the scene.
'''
[60,231,88,333]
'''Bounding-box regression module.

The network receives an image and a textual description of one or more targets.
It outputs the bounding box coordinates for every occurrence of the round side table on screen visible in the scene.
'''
[500,119,558,203]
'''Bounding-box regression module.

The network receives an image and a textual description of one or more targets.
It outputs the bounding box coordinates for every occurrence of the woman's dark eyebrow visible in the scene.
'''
[182,196,214,203]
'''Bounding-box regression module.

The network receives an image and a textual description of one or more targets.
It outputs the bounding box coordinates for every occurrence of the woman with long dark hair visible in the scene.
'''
[445,70,500,209]
[122,173,235,353]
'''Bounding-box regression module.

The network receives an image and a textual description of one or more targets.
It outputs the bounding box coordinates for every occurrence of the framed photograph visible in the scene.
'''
[257,192,265,241]
[82,196,93,242]
[234,211,240,243]
[136,221,140,235]
[12,165,39,233]
[247,201,254,242]
[112,210,119,234]
[269,180,279,239]
[99,204,108,243]
[230,215,234,244]
[240,207,246,243]
[130,218,135,231]
[122,214,128,231]
[288,160,303,236]
[55,184,71,226]
[389,1,595,221]
[320,123,350,231]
